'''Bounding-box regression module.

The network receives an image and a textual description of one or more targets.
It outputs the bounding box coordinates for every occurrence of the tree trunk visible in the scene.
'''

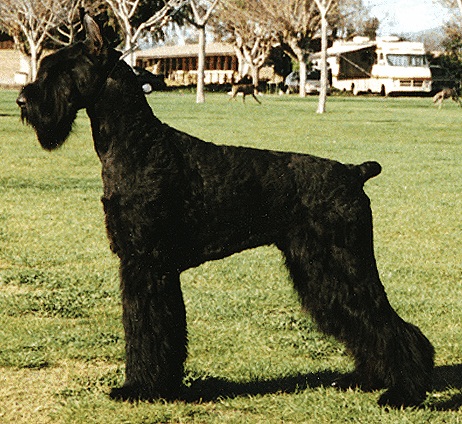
[196,25,206,103]
[233,48,246,80]
[299,59,307,98]
[250,65,259,86]
[124,33,136,67]
[317,11,328,114]
[29,43,38,82]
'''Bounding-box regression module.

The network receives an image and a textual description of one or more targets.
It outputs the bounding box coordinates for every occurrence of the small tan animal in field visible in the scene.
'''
[432,87,462,108]
[229,83,261,104]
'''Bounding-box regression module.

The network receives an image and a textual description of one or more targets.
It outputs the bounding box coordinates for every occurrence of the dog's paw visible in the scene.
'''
[332,372,385,392]
[110,384,150,402]
[110,383,179,402]
[378,387,425,409]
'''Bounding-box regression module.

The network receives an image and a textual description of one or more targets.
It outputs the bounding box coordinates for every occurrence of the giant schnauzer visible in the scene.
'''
[17,13,434,408]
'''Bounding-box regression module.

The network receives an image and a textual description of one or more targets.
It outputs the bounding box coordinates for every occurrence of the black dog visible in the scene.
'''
[17,13,434,408]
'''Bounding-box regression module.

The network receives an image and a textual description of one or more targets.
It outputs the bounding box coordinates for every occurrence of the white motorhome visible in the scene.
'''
[325,36,432,96]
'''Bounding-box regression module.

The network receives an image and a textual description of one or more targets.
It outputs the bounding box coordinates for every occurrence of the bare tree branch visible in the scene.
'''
[255,0,321,97]
[190,0,219,27]
[0,0,72,80]
[216,0,275,84]
[106,0,190,65]
[435,0,462,15]
[45,0,85,47]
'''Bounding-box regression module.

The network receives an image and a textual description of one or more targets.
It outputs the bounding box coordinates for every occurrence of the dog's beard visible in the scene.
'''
[35,112,77,151]
[19,89,77,151]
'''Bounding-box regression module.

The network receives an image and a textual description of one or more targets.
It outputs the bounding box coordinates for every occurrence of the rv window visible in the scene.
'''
[387,54,427,67]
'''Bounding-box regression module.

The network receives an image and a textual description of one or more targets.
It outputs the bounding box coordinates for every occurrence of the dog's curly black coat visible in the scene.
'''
[17,13,434,407]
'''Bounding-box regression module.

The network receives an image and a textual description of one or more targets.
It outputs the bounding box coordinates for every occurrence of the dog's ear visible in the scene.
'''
[81,11,103,55]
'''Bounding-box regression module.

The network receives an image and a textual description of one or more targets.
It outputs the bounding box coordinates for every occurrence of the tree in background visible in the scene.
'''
[265,46,293,80]
[215,0,370,109]
[0,0,77,81]
[45,0,86,48]
[183,0,219,103]
[315,0,375,112]
[332,0,374,39]
[314,0,334,113]
[442,21,462,59]
[0,0,188,79]
[436,0,462,15]
[256,0,321,98]
[215,0,275,85]
[105,0,190,65]
[433,0,462,88]
[436,21,462,88]
[361,17,380,40]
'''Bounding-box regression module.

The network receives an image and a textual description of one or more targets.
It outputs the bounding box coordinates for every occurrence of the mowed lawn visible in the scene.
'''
[0,89,461,423]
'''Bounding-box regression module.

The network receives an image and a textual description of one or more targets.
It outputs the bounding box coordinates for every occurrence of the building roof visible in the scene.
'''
[325,36,426,56]
[136,42,235,59]
[327,41,375,55]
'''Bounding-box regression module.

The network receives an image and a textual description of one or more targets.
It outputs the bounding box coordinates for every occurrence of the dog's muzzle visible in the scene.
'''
[16,93,27,109]
[16,93,29,123]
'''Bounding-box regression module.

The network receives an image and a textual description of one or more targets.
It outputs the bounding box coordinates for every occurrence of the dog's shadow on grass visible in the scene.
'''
[430,363,462,411]
[181,369,342,403]
[180,364,462,410]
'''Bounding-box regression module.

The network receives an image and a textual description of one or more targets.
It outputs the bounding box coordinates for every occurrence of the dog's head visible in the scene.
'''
[16,13,118,150]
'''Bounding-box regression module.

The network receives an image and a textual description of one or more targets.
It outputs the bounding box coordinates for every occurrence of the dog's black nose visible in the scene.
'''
[16,94,26,107]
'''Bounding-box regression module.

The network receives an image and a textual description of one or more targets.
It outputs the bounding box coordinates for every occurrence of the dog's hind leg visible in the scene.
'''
[110,258,187,401]
[455,95,462,107]
[229,87,238,101]
[277,215,434,407]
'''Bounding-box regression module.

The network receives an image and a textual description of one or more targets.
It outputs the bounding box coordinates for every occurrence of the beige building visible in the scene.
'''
[136,42,239,85]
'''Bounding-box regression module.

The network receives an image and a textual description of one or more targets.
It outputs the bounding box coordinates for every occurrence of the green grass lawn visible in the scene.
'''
[0,90,461,423]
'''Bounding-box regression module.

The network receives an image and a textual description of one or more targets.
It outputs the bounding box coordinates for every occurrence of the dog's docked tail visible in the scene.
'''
[357,161,382,184]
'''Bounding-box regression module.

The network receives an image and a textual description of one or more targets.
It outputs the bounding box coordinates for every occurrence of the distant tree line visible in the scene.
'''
[0,0,381,110]
[3,1,462,98]
[0,0,381,112]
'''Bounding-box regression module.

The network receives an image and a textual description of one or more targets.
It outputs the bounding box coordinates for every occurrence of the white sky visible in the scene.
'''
[364,0,450,34]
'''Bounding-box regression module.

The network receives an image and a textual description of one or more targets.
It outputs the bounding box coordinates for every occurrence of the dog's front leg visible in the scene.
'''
[110,258,187,401]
